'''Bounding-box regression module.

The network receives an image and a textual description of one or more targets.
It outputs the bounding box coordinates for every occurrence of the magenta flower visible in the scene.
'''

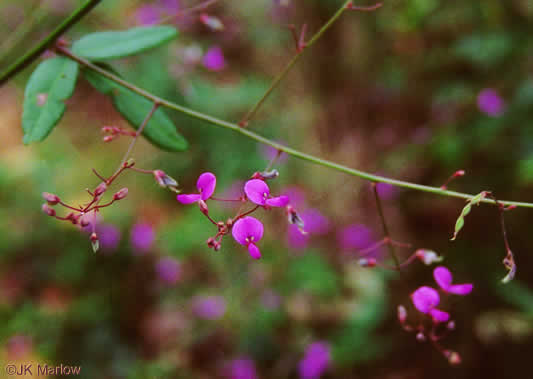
[224,357,258,379]
[192,295,226,320]
[97,224,121,252]
[411,286,450,323]
[281,186,306,208]
[203,46,226,71]
[177,172,216,204]
[130,222,155,253]
[232,216,264,259]
[299,341,331,379]
[244,179,289,207]
[156,257,181,285]
[477,88,505,117]
[135,5,161,25]
[433,266,473,295]
[337,224,376,252]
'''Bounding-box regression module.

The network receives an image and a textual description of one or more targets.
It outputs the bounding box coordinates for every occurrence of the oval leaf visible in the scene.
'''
[72,26,178,61]
[83,69,188,152]
[22,57,79,144]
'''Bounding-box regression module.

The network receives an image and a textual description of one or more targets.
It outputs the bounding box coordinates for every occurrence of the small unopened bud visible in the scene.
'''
[226,218,233,228]
[454,170,465,177]
[42,192,60,205]
[446,320,456,330]
[416,332,426,342]
[42,204,56,216]
[415,249,443,265]
[90,232,99,253]
[153,170,179,192]
[213,241,221,251]
[358,258,377,268]
[199,13,224,31]
[252,169,279,180]
[113,188,128,201]
[94,182,107,197]
[65,212,80,225]
[287,205,307,234]
[444,350,461,365]
[198,200,209,215]
[397,305,407,323]
[207,237,216,248]
[124,158,135,168]
[103,135,115,143]
[80,218,90,228]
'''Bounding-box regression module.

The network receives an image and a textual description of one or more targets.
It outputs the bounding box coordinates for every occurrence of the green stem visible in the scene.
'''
[0,0,102,86]
[56,46,533,209]
[240,0,352,125]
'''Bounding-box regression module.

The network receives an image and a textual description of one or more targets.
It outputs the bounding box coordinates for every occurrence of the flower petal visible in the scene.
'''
[411,286,440,314]
[433,266,453,291]
[197,172,216,200]
[448,283,473,295]
[429,308,450,323]
[266,195,289,207]
[177,193,202,204]
[244,179,269,205]
[232,216,264,245]
[248,243,261,259]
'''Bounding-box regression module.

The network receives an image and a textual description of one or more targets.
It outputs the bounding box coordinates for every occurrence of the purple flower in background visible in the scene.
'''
[225,357,258,379]
[477,88,505,117]
[156,257,181,285]
[97,224,121,252]
[6,335,32,360]
[192,295,226,320]
[261,289,281,310]
[337,224,375,252]
[433,266,473,295]
[130,222,155,253]
[411,286,450,323]
[288,209,330,249]
[244,179,289,207]
[299,341,331,379]
[232,216,264,259]
[160,0,181,12]
[203,46,226,71]
[177,172,216,204]
[135,5,161,25]
[376,182,398,200]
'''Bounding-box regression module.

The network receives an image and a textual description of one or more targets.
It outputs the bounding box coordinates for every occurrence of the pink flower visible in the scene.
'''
[411,286,450,323]
[203,46,226,71]
[244,179,289,207]
[433,266,473,295]
[232,216,264,259]
[299,341,330,379]
[177,172,216,204]
[192,295,226,320]
[477,88,505,117]
[288,209,330,249]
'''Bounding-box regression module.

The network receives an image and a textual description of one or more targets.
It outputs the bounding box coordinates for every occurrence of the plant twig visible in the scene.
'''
[0,0,102,86]
[372,183,402,270]
[54,45,533,209]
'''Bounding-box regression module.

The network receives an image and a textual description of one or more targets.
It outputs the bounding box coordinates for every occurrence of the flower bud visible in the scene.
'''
[94,182,107,197]
[153,170,179,192]
[287,205,307,234]
[80,218,90,228]
[198,200,209,215]
[358,258,377,268]
[444,350,461,365]
[397,305,407,323]
[103,135,114,143]
[207,237,216,249]
[42,192,60,205]
[65,212,80,225]
[199,13,224,31]
[415,249,443,265]
[90,232,99,253]
[113,188,128,201]
[416,332,426,342]
[125,158,135,168]
[42,204,56,216]
[446,320,456,331]
[252,169,279,181]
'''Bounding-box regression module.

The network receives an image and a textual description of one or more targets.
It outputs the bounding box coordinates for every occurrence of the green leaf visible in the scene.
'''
[72,26,178,61]
[22,57,79,144]
[451,191,490,241]
[83,69,188,152]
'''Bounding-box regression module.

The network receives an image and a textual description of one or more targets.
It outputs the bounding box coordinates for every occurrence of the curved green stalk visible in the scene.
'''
[56,46,533,209]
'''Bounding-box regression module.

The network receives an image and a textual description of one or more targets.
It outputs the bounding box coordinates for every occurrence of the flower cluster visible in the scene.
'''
[399,265,473,364]
[176,171,292,259]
